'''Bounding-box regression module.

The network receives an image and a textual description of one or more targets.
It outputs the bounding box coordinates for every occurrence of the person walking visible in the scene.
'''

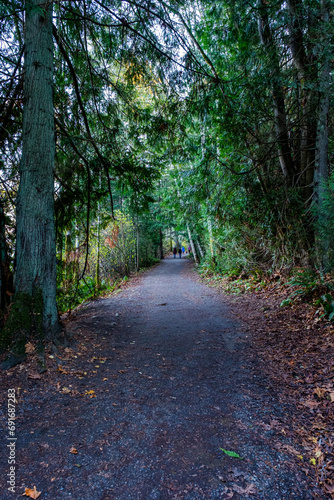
[173,247,177,258]
[178,248,182,258]
[182,246,185,254]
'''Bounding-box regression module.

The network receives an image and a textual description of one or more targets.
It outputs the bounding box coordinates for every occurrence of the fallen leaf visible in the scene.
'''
[324,483,334,494]
[220,448,243,459]
[300,399,320,409]
[22,486,41,498]
[314,387,326,399]
[279,444,301,457]
[84,390,96,398]
[70,446,78,454]
[61,387,71,394]
[57,365,68,374]
[232,483,257,494]
[28,373,41,380]
[25,342,35,354]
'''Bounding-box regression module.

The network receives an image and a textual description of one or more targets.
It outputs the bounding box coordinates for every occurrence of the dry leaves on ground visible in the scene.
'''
[22,486,41,499]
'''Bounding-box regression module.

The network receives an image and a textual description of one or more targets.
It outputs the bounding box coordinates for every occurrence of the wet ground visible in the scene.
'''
[0,257,324,498]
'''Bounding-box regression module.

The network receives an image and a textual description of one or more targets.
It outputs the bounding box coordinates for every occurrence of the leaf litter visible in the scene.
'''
[224,283,334,498]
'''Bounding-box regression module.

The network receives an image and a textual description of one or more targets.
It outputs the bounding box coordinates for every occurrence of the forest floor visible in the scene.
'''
[0,257,333,499]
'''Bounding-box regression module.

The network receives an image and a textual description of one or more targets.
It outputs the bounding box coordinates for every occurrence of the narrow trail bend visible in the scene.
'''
[1,257,321,499]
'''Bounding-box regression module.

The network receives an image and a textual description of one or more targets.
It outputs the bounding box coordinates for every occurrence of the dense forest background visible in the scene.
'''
[0,0,333,352]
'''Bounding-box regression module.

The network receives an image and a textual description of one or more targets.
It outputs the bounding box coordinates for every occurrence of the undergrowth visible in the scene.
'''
[198,261,334,321]
[280,269,334,321]
[57,258,160,315]
[57,276,129,315]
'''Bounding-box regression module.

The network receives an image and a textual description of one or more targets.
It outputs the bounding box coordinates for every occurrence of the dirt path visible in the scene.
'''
[0,257,324,499]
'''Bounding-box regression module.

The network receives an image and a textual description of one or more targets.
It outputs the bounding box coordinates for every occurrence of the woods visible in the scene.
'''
[0,2,334,497]
[0,0,333,350]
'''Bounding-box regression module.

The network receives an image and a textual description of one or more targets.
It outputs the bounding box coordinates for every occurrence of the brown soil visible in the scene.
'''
[0,257,332,499]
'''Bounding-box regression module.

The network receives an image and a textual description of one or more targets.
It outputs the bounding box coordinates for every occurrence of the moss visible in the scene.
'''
[0,288,44,356]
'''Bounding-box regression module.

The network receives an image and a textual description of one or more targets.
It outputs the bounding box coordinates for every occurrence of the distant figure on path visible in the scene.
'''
[178,248,182,258]
[182,246,185,254]
[173,247,177,258]
[188,246,191,253]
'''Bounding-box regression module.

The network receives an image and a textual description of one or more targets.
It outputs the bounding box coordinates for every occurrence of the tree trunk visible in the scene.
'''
[286,0,317,202]
[0,199,12,321]
[258,0,295,186]
[207,218,214,259]
[95,211,101,289]
[159,228,164,259]
[187,222,199,264]
[197,239,204,259]
[136,214,139,272]
[1,0,60,353]
[314,0,331,204]
[314,0,331,267]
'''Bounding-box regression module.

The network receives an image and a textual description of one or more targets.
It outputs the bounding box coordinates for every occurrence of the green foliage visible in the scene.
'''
[1,0,334,322]
[286,270,322,301]
[57,205,163,313]
[280,298,294,308]
[0,290,43,352]
[314,172,334,270]
[220,448,243,459]
[315,294,334,321]
[57,275,122,315]
[280,269,334,321]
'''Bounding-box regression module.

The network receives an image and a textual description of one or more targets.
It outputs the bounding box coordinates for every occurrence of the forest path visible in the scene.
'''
[1,257,321,499]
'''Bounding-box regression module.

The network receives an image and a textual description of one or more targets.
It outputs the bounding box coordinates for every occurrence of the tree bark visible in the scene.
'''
[314,0,331,204]
[314,0,331,267]
[0,199,12,320]
[159,228,164,259]
[197,239,204,259]
[207,218,214,259]
[95,211,101,289]
[13,0,59,338]
[286,0,317,201]
[187,222,199,264]
[258,0,295,186]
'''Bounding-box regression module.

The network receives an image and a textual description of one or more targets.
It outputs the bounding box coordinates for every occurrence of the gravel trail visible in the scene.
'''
[0,257,322,499]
